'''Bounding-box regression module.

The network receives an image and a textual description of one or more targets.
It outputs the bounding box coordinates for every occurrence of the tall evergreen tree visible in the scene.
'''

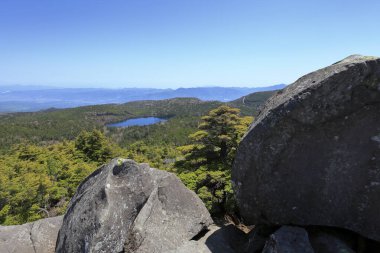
[75,130,113,163]
[178,105,252,170]
[177,106,253,215]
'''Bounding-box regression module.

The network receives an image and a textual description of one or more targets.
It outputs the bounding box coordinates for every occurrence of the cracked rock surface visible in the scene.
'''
[233,55,380,241]
[55,158,213,253]
[0,216,63,253]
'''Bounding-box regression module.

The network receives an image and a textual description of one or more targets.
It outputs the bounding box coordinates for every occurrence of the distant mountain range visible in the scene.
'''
[0,85,285,112]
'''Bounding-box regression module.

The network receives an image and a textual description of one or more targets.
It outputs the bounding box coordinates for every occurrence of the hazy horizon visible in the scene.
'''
[0,84,285,112]
[0,83,285,90]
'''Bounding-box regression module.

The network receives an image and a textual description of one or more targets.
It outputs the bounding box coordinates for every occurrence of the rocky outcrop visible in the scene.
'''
[0,216,63,253]
[55,158,213,253]
[232,55,380,241]
[1,159,245,253]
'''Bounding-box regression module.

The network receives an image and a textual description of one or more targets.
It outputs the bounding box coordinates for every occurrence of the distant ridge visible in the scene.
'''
[229,90,279,116]
[0,85,285,112]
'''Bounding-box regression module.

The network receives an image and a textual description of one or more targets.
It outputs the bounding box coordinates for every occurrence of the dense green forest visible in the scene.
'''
[0,130,181,225]
[0,91,277,225]
[0,98,222,152]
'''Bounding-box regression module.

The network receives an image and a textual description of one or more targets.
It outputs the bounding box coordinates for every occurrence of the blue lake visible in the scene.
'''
[107,117,167,128]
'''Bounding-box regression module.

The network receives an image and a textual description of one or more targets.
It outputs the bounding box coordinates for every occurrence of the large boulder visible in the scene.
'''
[55,158,213,253]
[0,216,63,253]
[232,55,380,240]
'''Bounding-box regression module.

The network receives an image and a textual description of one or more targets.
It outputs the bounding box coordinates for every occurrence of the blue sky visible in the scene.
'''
[0,0,379,88]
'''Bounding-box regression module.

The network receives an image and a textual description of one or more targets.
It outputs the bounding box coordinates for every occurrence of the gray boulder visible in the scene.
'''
[262,226,314,253]
[233,55,380,241]
[55,158,213,253]
[0,216,63,253]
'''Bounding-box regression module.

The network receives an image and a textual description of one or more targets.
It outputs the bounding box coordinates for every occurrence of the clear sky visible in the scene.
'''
[1,0,379,88]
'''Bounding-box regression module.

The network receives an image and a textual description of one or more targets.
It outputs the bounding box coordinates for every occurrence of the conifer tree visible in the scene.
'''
[75,130,113,163]
[177,106,253,215]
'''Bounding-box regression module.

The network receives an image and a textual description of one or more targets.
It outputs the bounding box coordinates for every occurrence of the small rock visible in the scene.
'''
[169,224,246,253]
[0,216,63,253]
[307,227,357,253]
[262,226,314,253]
[244,224,278,253]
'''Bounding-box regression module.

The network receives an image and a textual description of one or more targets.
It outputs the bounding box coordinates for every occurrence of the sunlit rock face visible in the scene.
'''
[233,55,380,241]
[0,216,63,253]
[55,158,212,253]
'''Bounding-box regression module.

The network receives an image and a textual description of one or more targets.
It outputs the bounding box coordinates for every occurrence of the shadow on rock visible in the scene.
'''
[205,224,247,253]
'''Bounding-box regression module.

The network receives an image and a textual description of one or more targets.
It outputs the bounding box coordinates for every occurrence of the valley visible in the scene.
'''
[0,91,276,152]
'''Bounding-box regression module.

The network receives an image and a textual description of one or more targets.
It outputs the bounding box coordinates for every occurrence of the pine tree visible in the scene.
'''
[75,130,113,163]
[177,106,253,215]
[178,105,253,170]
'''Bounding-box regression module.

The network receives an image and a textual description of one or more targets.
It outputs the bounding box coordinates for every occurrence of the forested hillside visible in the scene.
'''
[0,98,222,152]
[0,91,278,225]
[0,91,276,152]
[229,90,277,115]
